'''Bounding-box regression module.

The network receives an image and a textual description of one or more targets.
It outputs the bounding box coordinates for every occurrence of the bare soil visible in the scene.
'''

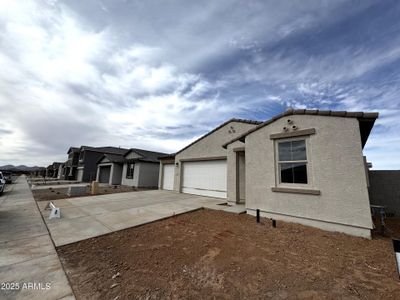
[58,210,400,299]
[32,185,155,201]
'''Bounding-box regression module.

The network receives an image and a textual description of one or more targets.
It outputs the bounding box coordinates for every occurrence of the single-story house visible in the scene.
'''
[96,148,168,187]
[159,110,378,238]
[76,146,129,182]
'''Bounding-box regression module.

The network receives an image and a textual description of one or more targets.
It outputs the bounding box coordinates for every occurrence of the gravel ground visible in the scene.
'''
[58,209,400,299]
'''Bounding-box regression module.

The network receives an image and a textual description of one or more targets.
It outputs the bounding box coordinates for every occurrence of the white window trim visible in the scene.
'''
[274,136,314,189]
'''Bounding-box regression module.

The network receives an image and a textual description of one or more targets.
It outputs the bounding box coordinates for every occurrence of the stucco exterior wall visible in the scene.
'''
[158,159,175,189]
[173,121,258,192]
[245,115,373,237]
[111,163,123,185]
[137,162,160,187]
[121,163,139,186]
[369,170,400,216]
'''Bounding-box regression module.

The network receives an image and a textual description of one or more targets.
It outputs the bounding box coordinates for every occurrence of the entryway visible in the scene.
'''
[236,151,245,204]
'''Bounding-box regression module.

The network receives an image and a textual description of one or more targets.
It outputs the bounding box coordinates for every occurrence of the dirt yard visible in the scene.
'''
[32,185,155,201]
[58,210,400,299]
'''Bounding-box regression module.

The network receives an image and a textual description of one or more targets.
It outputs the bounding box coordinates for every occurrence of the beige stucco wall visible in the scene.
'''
[244,115,373,238]
[173,121,259,192]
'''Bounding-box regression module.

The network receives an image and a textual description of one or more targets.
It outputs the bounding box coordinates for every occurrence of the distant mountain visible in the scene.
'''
[0,165,45,172]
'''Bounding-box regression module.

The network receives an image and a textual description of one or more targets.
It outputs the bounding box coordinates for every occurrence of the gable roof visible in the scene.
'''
[67,147,79,154]
[124,148,168,163]
[99,153,127,164]
[97,148,169,164]
[222,109,379,149]
[174,118,262,156]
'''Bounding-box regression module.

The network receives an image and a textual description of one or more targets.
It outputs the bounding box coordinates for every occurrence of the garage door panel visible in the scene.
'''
[162,164,174,190]
[99,166,111,184]
[182,160,227,198]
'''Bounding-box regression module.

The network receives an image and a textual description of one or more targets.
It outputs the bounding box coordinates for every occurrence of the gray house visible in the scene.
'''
[159,110,378,238]
[76,146,129,182]
[96,148,167,187]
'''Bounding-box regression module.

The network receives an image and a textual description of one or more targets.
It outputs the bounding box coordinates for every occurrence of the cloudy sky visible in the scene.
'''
[0,0,399,169]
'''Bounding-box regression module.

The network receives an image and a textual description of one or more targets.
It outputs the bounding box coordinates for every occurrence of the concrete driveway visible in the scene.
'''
[38,190,238,247]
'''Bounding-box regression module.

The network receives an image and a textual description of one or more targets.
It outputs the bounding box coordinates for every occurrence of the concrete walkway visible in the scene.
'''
[0,176,75,300]
[37,190,236,247]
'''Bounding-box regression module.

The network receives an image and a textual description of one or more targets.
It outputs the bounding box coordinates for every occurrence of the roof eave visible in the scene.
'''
[222,110,379,149]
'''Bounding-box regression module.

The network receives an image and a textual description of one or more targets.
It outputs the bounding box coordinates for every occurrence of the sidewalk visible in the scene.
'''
[0,176,75,300]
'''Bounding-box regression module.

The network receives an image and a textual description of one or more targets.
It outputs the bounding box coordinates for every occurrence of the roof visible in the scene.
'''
[80,146,129,156]
[97,148,169,164]
[124,148,168,163]
[174,118,262,156]
[222,109,379,149]
[67,147,79,154]
[125,158,161,164]
[98,153,127,164]
[158,153,176,160]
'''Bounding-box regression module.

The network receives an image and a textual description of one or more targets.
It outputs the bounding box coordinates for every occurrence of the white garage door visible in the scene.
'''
[162,164,174,190]
[182,160,227,198]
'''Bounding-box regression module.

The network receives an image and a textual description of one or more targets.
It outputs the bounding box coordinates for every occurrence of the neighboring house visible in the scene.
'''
[63,147,80,180]
[96,148,167,187]
[158,118,262,197]
[159,110,378,238]
[77,146,129,182]
[45,164,54,178]
[51,162,63,178]
[57,163,65,179]
[32,167,46,177]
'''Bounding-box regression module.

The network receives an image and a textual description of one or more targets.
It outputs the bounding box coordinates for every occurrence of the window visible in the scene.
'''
[126,163,134,179]
[278,140,308,184]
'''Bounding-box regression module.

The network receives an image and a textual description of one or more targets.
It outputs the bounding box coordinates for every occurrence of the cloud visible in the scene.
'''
[0,0,399,169]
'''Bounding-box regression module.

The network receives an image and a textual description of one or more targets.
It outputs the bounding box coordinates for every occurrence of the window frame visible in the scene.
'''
[126,163,135,179]
[275,137,313,188]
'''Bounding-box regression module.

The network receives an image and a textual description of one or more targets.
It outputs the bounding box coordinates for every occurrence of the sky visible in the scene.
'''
[0,0,399,169]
